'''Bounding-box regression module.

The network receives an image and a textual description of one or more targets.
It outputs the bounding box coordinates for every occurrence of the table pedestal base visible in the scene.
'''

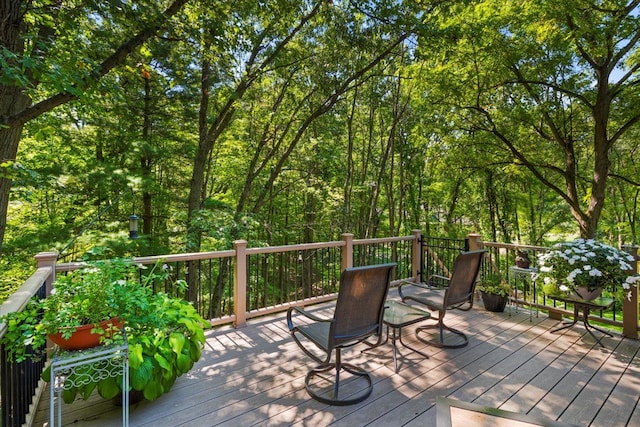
[551,305,613,347]
[363,300,431,373]
[387,325,430,373]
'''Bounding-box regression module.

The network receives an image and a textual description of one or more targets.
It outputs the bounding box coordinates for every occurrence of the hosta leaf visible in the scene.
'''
[176,352,192,374]
[97,377,120,400]
[143,378,164,400]
[154,352,171,374]
[62,387,77,404]
[169,332,185,355]
[131,356,154,389]
[129,343,144,369]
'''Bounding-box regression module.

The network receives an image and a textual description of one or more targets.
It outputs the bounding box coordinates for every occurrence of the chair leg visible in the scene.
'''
[415,310,469,349]
[304,348,374,406]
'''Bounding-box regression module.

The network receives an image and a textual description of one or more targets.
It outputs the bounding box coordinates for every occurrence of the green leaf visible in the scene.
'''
[176,352,192,374]
[154,353,171,376]
[169,332,185,355]
[81,380,97,400]
[131,356,154,390]
[41,365,51,382]
[142,378,164,400]
[62,387,77,404]
[97,377,121,400]
[129,342,144,369]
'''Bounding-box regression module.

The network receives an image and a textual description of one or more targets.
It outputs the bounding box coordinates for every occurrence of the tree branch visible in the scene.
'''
[2,0,189,128]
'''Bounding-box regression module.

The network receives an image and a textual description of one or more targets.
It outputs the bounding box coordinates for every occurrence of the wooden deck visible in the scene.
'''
[33,298,640,426]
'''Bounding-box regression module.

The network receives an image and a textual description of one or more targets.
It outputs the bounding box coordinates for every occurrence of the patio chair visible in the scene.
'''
[398,250,486,348]
[287,263,396,405]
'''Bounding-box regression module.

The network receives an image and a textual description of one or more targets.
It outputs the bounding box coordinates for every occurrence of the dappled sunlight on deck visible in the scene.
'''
[32,301,640,426]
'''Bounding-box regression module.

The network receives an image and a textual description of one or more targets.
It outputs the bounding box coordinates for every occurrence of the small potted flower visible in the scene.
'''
[537,239,639,301]
[515,250,531,269]
[477,273,510,312]
[1,259,139,361]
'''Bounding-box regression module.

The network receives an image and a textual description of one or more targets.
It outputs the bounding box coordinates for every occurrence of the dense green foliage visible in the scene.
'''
[2,258,209,401]
[2,1,639,301]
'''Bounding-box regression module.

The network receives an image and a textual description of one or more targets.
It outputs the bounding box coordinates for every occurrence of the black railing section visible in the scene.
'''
[1,280,48,427]
[353,239,413,281]
[246,247,342,311]
[2,235,638,427]
[146,259,234,320]
[420,236,469,283]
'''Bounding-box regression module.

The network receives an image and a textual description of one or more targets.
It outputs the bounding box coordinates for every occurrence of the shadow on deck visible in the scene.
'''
[33,299,640,426]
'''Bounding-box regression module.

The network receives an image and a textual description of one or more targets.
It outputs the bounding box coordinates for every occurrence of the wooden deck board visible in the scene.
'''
[32,300,640,426]
[590,341,640,426]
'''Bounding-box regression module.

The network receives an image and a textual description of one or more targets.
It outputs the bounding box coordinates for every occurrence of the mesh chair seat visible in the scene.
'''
[287,263,396,405]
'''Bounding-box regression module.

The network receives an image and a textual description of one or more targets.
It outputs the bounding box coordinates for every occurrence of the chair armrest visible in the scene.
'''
[398,274,451,300]
[425,274,451,288]
[286,306,331,331]
[398,280,430,300]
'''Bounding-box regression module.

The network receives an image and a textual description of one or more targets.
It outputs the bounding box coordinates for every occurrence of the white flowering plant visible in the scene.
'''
[537,239,639,300]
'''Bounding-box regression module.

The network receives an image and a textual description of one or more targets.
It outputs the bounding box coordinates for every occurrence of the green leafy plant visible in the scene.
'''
[477,273,509,297]
[1,258,146,362]
[1,258,209,403]
[41,290,208,403]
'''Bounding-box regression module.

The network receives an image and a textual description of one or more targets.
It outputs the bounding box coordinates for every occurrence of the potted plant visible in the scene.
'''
[515,250,531,269]
[537,239,640,301]
[1,258,142,361]
[1,258,209,403]
[477,273,510,312]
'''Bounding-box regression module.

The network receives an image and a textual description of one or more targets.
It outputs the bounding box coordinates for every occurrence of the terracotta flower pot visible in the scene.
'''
[48,318,124,350]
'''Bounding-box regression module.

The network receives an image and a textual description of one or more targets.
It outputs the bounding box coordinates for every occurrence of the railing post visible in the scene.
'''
[341,233,354,271]
[233,240,248,328]
[35,251,58,295]
[622,244,638,339]
[412,229,422,282]
[467,233,483,251]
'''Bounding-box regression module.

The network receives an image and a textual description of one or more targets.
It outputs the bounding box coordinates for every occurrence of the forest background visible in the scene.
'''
[1,0,639,301]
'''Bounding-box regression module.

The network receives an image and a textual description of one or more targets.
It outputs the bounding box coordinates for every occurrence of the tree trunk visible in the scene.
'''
[141,75,153,238]
[0,123,27,256]
[486,170,498,242]
[0,0,29,255]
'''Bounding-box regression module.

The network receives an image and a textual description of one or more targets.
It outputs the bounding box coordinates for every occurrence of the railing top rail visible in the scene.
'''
[353,235,415,245]
[482,242,547,251]
[133,250,237,264]
[245,240,345,255]
[55,250,238,273]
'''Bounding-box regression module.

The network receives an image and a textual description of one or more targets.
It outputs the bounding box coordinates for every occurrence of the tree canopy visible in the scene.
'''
[2,0,640,298]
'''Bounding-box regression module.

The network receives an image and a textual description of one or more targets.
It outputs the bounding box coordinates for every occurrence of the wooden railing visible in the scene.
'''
[0,231,432,426]
[0,253,55,427]
[0,231,637,426]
